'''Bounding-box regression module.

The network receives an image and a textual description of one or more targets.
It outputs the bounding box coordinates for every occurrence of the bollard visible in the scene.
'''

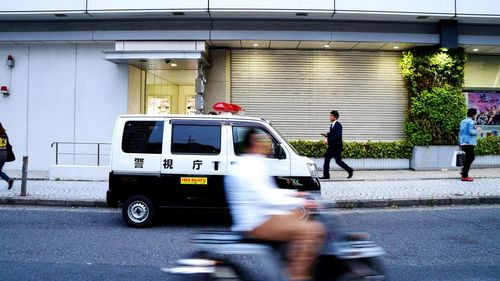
[21,156,28,196]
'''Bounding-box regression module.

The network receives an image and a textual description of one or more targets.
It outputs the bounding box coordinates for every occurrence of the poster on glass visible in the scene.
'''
[466,91,500,137]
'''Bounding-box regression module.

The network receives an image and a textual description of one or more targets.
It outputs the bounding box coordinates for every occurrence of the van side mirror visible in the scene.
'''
[273,143,286,160]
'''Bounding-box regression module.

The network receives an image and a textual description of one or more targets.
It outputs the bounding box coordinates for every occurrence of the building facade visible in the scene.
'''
[0,1,499,173]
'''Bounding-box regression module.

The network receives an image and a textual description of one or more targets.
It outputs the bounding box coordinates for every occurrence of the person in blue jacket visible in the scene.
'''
[459,108,482,181]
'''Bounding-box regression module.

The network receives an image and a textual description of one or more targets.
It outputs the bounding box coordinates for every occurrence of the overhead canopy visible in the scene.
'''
[104,41,210,69]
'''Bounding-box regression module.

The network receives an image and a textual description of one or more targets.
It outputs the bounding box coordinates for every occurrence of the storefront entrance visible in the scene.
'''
[145,68,198,115]
[104,41,209,115]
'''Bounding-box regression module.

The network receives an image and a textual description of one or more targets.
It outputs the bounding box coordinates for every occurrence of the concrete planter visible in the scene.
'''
[49,165,110,181]
[313,158,409,171]
[410,145,459,170]
[473,155,500,167]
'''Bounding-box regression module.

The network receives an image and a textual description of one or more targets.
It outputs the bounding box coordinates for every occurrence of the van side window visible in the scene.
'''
[232,126,284,159]
[172,125,221,154]
[122,121,164,154]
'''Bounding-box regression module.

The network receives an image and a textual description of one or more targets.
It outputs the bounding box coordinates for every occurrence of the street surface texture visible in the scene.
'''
[0,205,499,280]
[321,178,500,201]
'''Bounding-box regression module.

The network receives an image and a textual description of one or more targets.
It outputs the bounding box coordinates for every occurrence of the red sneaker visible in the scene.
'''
[461,177,474,182]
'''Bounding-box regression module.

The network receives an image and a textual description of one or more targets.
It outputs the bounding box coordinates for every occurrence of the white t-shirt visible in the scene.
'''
[225,154,306,232]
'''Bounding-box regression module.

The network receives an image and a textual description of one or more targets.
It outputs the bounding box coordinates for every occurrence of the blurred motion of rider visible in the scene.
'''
[225,128,326,281]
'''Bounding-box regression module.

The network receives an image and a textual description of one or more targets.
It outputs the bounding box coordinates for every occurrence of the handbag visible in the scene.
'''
[452,149,465,167]
[6,142,15,162]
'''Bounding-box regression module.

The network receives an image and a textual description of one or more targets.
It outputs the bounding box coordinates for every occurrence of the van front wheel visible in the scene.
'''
[122,195,156,228]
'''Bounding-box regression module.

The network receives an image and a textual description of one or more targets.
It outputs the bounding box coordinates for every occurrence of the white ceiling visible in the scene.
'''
[142,40,500,85]
[209,40,500,54]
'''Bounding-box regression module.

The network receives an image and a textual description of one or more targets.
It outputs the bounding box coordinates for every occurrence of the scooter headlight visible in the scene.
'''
[307,163,318,178]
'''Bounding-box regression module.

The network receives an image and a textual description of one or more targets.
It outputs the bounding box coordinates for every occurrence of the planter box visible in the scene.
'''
[410,145,458,171]
[313,158,409,171]
[473,155,500,167]
[49,165,110,181]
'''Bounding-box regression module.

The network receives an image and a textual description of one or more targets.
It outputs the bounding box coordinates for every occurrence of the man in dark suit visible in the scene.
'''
[321,110,353,179]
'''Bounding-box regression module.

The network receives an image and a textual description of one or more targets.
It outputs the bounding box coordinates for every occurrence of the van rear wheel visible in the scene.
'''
[122,195,156,228]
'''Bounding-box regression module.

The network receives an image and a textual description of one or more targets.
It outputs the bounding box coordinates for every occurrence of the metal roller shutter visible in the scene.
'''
[230,49,407,141]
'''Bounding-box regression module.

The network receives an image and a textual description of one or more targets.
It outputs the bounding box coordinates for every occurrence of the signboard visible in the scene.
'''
[466,91,500,138]
[147,96,170,115]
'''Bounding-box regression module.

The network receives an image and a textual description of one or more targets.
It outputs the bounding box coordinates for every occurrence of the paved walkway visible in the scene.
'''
[0,168,499,208]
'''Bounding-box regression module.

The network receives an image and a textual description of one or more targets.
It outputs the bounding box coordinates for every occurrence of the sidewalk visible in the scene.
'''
[0,168,499,209]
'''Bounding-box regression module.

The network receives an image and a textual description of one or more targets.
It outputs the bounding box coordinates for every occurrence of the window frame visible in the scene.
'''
[170,120,223,155]
[121,120,164,154]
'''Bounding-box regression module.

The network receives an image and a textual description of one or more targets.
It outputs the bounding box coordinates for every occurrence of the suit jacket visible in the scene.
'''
[327,122,343,150]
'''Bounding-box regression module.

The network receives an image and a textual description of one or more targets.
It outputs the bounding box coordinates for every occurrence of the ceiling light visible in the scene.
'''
[472,48,479,52]
[252,43,259,47]
[393,46,400,49]
[171,63,178,67]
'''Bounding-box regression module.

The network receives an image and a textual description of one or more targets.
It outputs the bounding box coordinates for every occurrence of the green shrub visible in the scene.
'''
[289,140,413,159]
[404,87,467,145]
[476,136,500,155]
[289,137,500,158]
[401,48,467,145]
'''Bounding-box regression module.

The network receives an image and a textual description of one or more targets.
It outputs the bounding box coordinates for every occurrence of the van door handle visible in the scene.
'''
[230,161,237,165]
[213,161,220,171]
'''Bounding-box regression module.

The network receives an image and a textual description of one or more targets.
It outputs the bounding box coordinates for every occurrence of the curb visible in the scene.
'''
[0,196,499,209]
[334,196,500,208]
[0,198,108,208]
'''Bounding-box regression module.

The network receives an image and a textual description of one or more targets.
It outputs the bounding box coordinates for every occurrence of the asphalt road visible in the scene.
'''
[0,205,499,281]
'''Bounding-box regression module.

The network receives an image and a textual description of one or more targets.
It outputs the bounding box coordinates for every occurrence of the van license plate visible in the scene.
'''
[180,177,208,185]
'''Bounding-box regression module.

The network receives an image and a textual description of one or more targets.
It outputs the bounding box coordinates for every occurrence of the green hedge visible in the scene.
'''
[289,140,413,159]
[290,137,500,158]
[476,136,500,156]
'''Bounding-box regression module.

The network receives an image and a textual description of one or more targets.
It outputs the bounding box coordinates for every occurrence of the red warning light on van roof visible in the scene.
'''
[212,102,244,113]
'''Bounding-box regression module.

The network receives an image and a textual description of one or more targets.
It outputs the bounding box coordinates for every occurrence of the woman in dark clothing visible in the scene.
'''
[0,122,14,190]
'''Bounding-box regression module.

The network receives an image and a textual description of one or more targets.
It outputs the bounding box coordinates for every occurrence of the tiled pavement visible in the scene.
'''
[0,168,499,208]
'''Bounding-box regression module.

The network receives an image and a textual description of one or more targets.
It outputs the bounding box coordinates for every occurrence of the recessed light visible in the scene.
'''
[324,44,330,48]
[171,63,178,67]
[472,48,479,52]
[393,46,400,49]
[252,43,259,47]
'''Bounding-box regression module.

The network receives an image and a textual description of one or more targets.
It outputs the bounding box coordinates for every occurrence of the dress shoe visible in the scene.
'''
[8,179,14,190]
[461,177,473,182]
[347,170,354,179]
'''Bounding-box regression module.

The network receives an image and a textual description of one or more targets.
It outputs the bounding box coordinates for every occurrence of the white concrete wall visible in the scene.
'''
[1,0,86,12]
[2,1,499,19]
[0,42,128,172]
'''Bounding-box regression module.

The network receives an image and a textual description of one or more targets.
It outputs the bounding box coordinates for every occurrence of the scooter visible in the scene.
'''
[164,199,387,280]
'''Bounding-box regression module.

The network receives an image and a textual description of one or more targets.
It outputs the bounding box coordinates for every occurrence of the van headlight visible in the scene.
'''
[307,163,318,178]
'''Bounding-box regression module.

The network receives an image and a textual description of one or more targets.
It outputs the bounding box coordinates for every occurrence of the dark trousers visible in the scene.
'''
[323,147,353,178]
[460,145,475,178]
[0,161,11,182]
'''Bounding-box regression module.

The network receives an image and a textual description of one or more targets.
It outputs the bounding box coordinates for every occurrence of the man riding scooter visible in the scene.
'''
[224,128,326,281]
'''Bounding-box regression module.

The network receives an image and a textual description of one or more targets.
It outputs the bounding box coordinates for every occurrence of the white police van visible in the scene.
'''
[106,108,320,227]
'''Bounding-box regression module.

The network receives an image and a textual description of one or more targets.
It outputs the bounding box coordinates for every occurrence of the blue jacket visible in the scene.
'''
[459,118,478,146]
